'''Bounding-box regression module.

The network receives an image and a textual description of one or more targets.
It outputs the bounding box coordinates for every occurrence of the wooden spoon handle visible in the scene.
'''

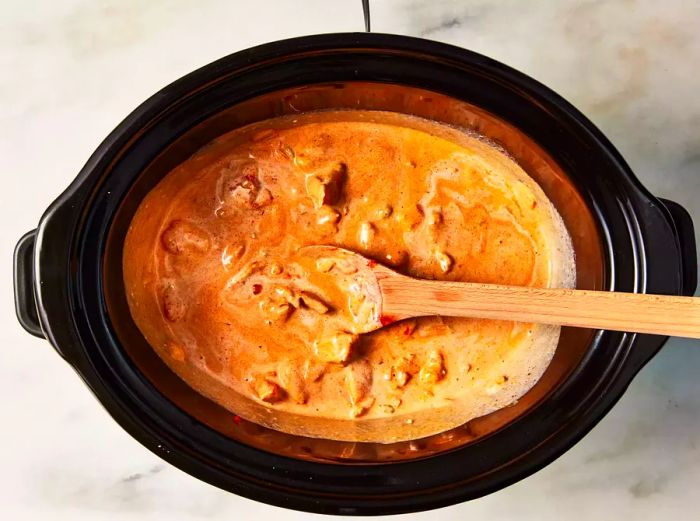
[380,277,700,339]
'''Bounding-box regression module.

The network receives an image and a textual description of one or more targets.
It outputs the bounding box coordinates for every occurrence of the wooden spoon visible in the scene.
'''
[301,245,700,339]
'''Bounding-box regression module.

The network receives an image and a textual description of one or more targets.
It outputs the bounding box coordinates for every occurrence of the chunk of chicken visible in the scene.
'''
[316,205,341,226]
[277,360,308,404]
[419,350,446,385]
[299,292,330,314]
[387,354,418,389]
[161,283,186,322]
[253,187,274,208]
[315,257,336,273]
[305,163,346,208]
[435,250,454,273]
[345,360,374,417]
[313,331,359,363]
[219,160,261,208]
[259,295,293,321]
[358,221,376,249]
[252,376,285,403]
[161,220,210,254]
[221,243,245,269]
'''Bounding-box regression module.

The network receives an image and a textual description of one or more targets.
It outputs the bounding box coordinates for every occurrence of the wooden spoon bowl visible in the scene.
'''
[301,245,700,339]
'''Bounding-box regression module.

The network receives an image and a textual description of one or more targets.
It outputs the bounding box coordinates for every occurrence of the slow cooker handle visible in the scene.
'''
[660,198,697,297]
[13,230,45,338]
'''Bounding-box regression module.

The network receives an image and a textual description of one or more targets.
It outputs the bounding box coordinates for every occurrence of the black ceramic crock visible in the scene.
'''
[13,34,697,515]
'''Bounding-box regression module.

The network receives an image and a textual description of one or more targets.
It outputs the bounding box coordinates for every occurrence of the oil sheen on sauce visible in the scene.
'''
[123,110,575,441]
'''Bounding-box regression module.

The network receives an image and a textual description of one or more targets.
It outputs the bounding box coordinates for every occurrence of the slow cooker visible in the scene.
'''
[13,34,697,515]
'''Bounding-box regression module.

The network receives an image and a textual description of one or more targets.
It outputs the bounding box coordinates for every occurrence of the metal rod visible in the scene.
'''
[362,0,371,32]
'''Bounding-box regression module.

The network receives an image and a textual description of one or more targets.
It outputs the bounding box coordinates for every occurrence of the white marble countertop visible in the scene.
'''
[2,1,699,519]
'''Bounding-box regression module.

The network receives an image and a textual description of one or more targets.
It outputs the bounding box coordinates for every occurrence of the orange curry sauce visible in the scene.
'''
[123,111,574,440]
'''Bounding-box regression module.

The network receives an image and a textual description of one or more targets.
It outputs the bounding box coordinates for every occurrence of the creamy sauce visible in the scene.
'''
[123,111,575,438]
